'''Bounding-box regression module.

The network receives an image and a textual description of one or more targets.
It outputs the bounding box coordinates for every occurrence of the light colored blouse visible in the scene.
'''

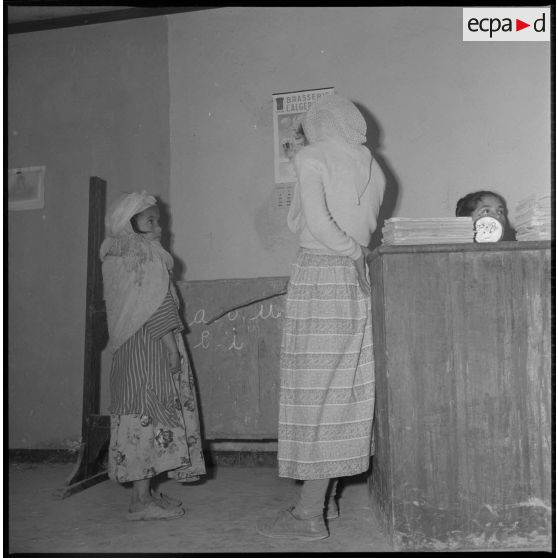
[289,139,386,259]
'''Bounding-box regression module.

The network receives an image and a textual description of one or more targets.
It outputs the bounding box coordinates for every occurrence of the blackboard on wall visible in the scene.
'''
[176,277,289,440]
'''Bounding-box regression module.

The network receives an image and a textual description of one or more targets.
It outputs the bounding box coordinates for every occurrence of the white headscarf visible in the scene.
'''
[100,190,174,352]
[302,93,367,145]
[104,190,157,238]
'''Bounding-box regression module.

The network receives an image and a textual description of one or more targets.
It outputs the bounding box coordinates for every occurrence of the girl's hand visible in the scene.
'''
[161,331,181,373]
[355,246,371,295]
[168,350,181,373]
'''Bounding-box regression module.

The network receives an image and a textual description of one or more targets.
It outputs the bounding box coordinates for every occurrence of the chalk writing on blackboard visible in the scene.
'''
[249,303,282,321]
[188,309,207,327]
[187,302,282,352]
[228,329,244,351]
[193,330,210,350]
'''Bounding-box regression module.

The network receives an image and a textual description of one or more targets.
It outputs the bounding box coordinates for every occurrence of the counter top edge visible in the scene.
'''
[368,240,552,263]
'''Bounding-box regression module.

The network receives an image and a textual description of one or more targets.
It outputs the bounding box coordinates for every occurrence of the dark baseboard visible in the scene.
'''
[204,450,277,467]
[9,449,79,463]
[8,448,278,467]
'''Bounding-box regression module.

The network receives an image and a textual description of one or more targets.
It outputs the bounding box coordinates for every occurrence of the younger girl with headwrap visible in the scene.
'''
[257,94,386,540]
[100,191,205,521]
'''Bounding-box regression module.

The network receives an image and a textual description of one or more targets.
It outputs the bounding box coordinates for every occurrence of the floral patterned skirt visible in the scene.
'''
[108,348,206,484]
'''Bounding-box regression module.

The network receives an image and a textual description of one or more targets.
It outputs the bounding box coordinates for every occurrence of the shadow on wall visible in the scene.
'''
[156,197,187,281]
[355,102,400,251]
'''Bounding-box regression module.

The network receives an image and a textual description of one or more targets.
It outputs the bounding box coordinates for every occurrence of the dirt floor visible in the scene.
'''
[8,461,394,554]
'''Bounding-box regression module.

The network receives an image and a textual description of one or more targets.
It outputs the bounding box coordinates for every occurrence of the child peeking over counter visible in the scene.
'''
[100,190,205,521]
[456,190,515,242]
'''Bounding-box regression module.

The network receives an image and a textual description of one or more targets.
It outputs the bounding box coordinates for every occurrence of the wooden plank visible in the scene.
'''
[66,178,109,491]
[65,414,110,490]
[368,254,394,541]
[368,240,550,261]
[7,7,216,35]
[53,471,109,500]
[81,177,107,431]
[385,251,459,548]
[369,245,551,551]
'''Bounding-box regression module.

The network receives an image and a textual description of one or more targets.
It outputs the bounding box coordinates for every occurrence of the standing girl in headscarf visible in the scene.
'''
[258,94,385,540]
[100,191,205,521]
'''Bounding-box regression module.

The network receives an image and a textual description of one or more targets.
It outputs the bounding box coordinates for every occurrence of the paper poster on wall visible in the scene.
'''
[272,87,334,184]
[8,166,46,211]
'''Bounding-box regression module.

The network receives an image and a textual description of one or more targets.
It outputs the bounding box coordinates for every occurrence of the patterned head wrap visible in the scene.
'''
[302,94,367,145]
[105,190,158,238]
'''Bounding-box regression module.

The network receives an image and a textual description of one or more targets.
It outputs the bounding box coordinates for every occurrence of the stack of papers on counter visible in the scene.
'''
[514,193,552,241]
[381,217,474,245]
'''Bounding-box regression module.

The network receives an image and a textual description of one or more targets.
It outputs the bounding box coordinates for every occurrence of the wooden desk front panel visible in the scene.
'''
[369,243,551,550]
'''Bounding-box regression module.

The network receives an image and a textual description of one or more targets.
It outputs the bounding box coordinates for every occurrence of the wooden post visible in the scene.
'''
[58,177,110,498]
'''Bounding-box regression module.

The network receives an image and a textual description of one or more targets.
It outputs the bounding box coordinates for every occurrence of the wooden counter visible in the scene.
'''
[367,241,552,551]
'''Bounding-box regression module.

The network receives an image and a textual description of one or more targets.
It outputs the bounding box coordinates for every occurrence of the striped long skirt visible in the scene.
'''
[277,249,375,480]
[108,333,206,484]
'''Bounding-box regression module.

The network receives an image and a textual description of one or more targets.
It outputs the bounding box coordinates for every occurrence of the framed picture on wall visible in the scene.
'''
[8,166,46,211]
[272,87,334,183]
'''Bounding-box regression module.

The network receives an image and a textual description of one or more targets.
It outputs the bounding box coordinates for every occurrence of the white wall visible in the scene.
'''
[168,6,550,280]
[8,17,171,448]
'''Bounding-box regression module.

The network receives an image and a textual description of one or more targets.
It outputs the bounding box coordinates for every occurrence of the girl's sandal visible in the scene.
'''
[127,501,185,521]
[154,492,183,508]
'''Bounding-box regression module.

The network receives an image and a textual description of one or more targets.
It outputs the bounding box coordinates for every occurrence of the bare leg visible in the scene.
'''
[326,478,340,519]
[328,478,339,502]
[129,478,155,511]
[293,478,330,518]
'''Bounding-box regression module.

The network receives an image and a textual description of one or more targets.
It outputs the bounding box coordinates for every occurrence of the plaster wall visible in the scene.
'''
[168,7,550,280]
[8,17,171,448]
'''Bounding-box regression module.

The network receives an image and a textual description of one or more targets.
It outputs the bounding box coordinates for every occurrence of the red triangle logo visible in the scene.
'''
[516,19,530,31]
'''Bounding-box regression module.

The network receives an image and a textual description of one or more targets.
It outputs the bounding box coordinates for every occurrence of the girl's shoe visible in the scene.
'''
[257,507,329,541]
